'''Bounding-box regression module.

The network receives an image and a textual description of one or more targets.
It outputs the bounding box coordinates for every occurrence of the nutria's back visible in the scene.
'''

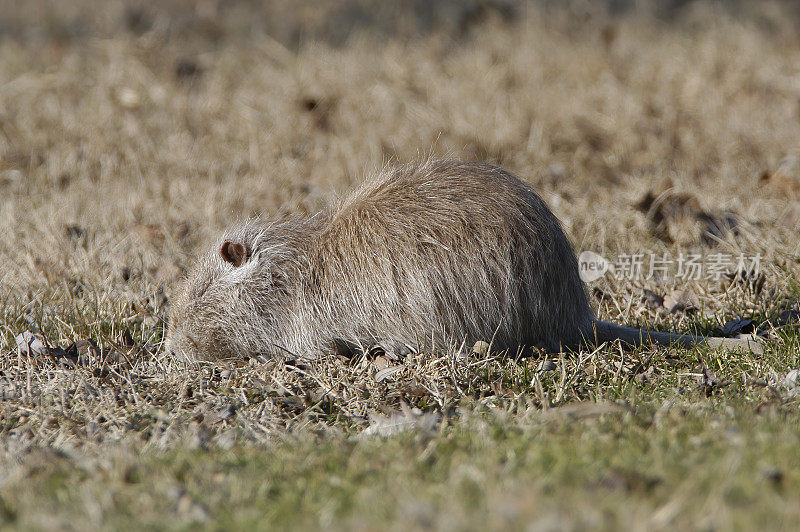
[166,160,594,361]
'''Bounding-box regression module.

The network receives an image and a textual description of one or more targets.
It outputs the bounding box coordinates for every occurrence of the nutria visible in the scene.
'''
[166,159,763,362]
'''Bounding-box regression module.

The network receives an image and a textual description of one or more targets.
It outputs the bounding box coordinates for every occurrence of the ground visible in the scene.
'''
[1,1,800,530]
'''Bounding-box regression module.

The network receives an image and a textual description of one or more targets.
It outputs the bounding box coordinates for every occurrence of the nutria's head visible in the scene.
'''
[165,218,310,362]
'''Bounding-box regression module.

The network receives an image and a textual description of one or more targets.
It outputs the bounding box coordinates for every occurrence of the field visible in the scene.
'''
[2,0,800,529]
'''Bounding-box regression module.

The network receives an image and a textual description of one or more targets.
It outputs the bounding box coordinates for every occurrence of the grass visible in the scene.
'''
[4,392,800,530]
[2,0,800,529]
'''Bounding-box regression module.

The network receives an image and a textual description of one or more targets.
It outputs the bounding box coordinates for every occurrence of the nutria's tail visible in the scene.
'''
[586,320,764,354]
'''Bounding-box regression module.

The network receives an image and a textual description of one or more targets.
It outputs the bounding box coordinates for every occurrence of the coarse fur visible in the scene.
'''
[166,160,763,362]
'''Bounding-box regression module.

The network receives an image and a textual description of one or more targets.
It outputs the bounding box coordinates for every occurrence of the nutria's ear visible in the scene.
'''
[220,241,249,267]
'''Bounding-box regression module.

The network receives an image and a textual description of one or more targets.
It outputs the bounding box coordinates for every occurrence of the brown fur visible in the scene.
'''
[166,160,762,362]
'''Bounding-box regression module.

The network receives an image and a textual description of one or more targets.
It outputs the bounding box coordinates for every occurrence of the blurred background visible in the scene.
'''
[4,1,800,48]
[1,0,799,330]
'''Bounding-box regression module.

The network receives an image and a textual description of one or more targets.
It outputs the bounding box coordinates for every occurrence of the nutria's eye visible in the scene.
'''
[220,241,249,267]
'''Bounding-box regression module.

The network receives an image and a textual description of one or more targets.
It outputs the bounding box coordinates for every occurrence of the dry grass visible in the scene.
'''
[1,1,800,529]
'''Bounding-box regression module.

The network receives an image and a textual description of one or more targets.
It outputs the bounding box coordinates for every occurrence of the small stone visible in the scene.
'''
[782,369,799,389]
[663,289,698,313]
[472,340,490,356]
[721,318,755,337]
[375,365,403,383]
[120,328,135,347]
[15,331,47,357]
[218,403,236,421]
[538,360,557,372]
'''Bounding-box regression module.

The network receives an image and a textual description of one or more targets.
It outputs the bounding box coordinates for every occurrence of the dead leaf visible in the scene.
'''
[697,362,726,397]
[135,223,165,246]
[642,289,664,309]
[373,355,390,370]
[63,224,87,244]
[725,269,765,296]
[698,211,739,246]
[636,190,739,246]
[663,289,698,314]
[63,339,101,366]
[759,156,800,197]
[15,330,48,357]
[778,306,800,326]
[299,96,336,130]
[375,365,404,383]
[471,340,490,356]
[120,328,135,347]
[721,318,755,337]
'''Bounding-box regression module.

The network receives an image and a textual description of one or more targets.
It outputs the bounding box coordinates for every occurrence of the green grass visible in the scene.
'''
[3,389,800,530]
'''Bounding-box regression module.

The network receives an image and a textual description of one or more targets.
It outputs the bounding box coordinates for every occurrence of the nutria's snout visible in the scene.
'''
[164,327,196,363]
